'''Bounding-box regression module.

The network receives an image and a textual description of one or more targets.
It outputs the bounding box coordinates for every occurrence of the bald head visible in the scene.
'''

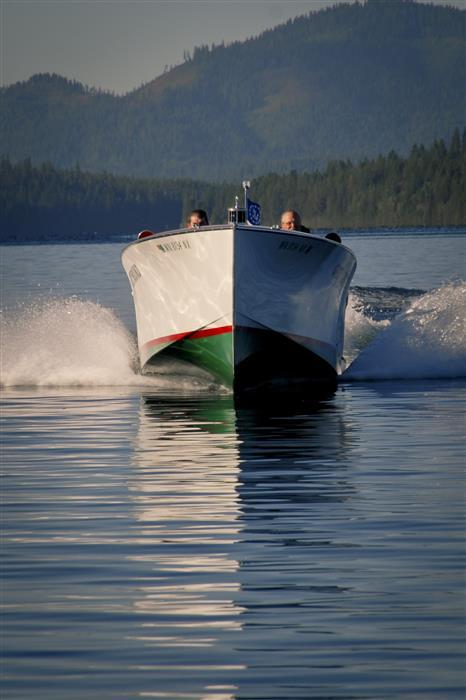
[280,210,302,230]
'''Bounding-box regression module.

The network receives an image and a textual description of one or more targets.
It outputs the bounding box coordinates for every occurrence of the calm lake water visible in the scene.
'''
[1,229,465,699]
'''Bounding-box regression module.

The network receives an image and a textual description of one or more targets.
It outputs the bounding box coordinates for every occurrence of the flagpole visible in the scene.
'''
[242,180,250,212]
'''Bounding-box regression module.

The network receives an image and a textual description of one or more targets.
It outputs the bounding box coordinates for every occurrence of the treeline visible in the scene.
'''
[253,127,466,230]
[1,128,464,242]
[0,162,185,240]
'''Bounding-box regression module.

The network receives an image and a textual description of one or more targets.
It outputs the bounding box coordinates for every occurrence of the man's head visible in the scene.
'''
[280,210,302,230]
[187,209,209,227]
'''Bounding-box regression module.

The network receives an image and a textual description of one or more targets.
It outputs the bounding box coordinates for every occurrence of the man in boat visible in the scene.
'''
[280,209,310,233]
[186,209,209,227]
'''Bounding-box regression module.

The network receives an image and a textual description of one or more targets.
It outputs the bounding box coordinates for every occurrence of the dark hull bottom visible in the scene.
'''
[146,326,337,401]
[234,327,337,401]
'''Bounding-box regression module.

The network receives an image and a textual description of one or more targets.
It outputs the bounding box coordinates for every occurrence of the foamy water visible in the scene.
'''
[1,298,138,386]
[0,298,214,390]
[1,283,464,388]
[344,282,466,380]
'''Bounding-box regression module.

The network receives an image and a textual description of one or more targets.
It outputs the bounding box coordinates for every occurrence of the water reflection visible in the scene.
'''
[129,392,357,698]
[128,394,245,694]
[130,388,464,699]
[4,386,462,699]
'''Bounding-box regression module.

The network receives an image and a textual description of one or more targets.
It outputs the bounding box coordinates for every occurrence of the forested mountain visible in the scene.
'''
[1,1,464,181]
[2,128,464,242]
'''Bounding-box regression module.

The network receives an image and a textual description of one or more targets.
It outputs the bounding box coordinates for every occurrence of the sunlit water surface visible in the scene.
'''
[1,230,465,699]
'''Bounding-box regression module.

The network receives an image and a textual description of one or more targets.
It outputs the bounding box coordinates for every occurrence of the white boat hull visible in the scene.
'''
[122,225,356,395]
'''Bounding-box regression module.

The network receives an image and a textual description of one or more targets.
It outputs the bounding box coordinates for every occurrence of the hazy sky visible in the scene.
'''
[1,0,464,95]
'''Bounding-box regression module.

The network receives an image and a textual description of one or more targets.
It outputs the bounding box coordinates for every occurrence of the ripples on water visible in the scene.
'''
[1,236,465,699]
[2,384,465,699]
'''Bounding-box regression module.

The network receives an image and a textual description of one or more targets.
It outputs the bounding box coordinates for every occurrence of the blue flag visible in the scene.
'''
[247,198,261,226]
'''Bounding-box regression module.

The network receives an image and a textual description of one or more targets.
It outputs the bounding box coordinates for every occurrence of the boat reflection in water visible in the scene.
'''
[128,395,244,629]
[8,385,459,698]
[127,391,354,698]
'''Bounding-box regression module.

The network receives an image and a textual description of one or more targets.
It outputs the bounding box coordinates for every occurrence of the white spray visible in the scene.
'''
[344,282,466,380]
[1,284,464,388]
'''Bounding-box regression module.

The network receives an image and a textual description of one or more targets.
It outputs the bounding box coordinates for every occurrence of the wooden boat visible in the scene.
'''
[122,203,356,397]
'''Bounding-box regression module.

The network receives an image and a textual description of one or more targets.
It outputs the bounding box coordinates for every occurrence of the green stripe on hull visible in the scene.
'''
[157,332,234,387]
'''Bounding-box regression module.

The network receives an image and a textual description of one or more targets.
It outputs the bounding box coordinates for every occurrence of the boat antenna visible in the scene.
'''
[242,180,250,211]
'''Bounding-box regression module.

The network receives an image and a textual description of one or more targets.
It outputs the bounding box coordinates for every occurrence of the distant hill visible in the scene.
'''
[1,0,464,181]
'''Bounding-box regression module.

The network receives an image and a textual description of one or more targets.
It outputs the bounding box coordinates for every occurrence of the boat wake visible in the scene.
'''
[344,281,466,380]
[0,298,221,391]
[1,282,464,389]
